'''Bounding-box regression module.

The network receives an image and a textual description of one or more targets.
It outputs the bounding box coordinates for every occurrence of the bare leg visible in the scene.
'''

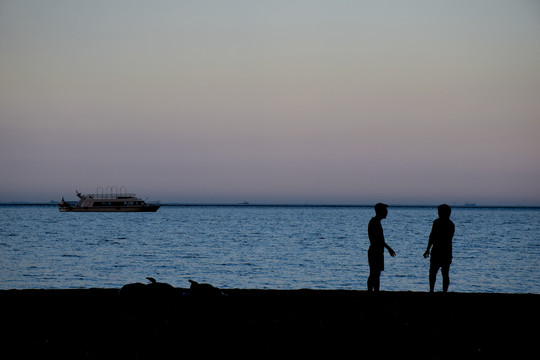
[429,264,439,293]
[374,272,380,291]
[368,270,381,292]
[441,264,450,293]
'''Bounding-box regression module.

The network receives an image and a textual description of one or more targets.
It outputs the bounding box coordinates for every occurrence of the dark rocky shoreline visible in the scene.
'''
[2,288,538,359]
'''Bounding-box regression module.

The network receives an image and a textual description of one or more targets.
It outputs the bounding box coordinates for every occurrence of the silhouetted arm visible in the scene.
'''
[423,243,432,258]
[384,242,396,257]
[424,221,436,258]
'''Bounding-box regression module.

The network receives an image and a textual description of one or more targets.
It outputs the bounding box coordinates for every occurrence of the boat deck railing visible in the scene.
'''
[85,193,139,199]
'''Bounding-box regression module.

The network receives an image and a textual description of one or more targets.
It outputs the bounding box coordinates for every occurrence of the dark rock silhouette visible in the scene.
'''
[118,281,147,297]
[188,279,225,297]
[118,277,175,298]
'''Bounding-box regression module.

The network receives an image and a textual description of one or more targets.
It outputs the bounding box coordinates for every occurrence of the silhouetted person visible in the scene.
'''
[424,204,455,293]
[367,203,396,292]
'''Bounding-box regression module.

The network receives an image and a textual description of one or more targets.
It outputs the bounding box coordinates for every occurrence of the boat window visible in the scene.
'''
[96,201,125,207]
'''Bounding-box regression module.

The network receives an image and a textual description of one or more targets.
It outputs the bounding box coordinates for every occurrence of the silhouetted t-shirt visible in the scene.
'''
[368,217,385,250]
[429,218,455,265]
[368,217,385,270]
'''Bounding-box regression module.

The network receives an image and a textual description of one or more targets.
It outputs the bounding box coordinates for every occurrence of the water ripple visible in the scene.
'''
[0,205,539,293]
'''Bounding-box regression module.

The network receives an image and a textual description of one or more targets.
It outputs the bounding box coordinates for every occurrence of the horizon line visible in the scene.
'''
[1,201,539,209]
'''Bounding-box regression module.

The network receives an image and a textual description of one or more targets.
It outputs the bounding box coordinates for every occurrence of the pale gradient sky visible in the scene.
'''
[1,0,539,205]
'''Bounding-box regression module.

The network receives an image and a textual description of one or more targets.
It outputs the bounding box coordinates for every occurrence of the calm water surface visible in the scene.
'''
[1,205,539,293]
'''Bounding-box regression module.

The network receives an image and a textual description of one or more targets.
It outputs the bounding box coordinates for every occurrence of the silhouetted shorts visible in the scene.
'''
[368,246,384,272]
[430,258,451,273]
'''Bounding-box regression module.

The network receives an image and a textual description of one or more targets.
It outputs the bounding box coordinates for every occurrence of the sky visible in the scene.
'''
[1,0,539,205]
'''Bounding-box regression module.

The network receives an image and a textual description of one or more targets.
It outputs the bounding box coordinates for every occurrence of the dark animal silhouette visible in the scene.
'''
[118,277,175,298]
[188,279,225,297]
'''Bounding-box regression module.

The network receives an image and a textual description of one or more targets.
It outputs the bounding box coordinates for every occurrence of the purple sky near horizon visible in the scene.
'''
[1,1,539,205]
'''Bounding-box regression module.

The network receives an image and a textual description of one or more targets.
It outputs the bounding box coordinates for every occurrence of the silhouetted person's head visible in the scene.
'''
[438,204,451,219]
[374,203,388,219]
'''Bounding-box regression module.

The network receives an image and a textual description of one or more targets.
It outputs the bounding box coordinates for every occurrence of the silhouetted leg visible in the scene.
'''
[374,272,380,291]
[441,264,450,293]
[429,263,439,293]
[368,269,381,292]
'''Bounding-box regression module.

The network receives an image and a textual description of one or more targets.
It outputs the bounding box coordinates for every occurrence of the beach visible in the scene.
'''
[2,288,538,359]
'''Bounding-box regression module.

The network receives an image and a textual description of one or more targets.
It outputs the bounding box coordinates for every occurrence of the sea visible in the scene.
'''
[1,205,539,293]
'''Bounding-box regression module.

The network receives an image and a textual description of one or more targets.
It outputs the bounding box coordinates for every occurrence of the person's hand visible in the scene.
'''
[388,248,396,257]
[423,250,430,258]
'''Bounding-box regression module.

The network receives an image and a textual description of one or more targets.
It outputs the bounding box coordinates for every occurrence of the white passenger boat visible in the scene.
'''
[59,190,160,212]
